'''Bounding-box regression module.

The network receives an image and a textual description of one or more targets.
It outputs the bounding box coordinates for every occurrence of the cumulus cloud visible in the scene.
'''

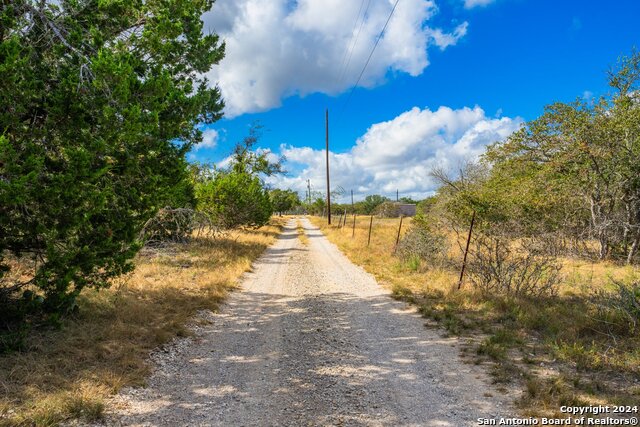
[463,0,496,9]
[266,106,522,201]
[202,0,467,117]
[195,128,220,150]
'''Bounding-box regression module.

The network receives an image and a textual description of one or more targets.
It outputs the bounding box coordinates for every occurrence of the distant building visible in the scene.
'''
[397,203,417,217]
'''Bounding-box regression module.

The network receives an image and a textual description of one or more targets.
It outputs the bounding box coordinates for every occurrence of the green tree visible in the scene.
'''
[484,50,640,262]
[196,171,272,229]
[362,195,389,215]
[194,127,281,228]
[0,0,225,327]
[270,189,301,216]
[230,124,285,176]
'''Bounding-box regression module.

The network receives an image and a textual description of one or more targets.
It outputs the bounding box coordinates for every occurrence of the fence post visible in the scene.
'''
[367,215,374,247]
[457,210,476,290]
[342,209,347,229]
[351,213,357,238]
[393,215,404,254]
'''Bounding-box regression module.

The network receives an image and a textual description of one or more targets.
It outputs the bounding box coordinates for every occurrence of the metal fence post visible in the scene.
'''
[457,210,476,290]
[393,215,404,254]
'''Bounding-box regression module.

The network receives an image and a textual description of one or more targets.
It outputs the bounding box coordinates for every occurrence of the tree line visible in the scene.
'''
[427,50,640,265]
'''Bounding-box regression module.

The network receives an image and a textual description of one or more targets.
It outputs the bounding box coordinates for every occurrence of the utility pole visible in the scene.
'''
[351,189,354,211]
[396,189,399,202]
[325,109,331,225]
[307,179,311,205]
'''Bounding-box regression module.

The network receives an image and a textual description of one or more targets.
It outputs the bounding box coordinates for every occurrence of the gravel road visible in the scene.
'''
[104,218,513,426]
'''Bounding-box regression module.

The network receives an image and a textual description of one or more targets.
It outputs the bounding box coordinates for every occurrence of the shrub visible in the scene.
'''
[139,208,219,246]
[397,225,448,267]
[467,235,562,298]
[196,171,273,229]
[594,280,640,335]
[270,189,301,216]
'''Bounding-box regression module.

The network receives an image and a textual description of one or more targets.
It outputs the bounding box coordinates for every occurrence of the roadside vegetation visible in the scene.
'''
[311,51,640,419]
[0,220,285,426]
[312,216,639,418]
[297,219,310,246]
[0,2,300,425]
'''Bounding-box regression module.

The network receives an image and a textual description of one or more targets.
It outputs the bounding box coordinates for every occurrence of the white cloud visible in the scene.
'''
[196,128,220,150]
[427,22,468,50]
[463,0,496,9]
[203,0,468,117]
[267,105,522,201]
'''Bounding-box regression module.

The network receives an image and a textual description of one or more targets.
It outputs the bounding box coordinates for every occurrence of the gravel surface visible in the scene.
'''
[99,218,514,426]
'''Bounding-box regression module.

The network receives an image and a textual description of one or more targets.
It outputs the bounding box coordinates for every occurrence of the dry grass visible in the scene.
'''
[296,219,309,246]
[0,218,285,427]
[310,215,640,418]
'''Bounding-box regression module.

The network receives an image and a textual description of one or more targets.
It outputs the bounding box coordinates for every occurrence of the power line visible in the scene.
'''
[337,0,372,89]
[337,0,367,82]
[338,0,401,119]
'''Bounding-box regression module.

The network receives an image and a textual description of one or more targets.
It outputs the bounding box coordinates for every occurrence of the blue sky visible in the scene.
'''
[192,0,639,202]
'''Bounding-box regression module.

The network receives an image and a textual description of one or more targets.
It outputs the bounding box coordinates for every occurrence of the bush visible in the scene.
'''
[594,280,640,335]
[140,208,219,246]
[397,225,448,267]
[196,171,273,229]
[467,235,562,298]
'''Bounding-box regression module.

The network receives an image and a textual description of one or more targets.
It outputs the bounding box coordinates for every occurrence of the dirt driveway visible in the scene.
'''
[103,218,513,426]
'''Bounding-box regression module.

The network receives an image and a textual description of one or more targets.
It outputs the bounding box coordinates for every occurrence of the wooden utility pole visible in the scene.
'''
[457,211,476,290]
[325,109,331,225]
[396,189,399,202]
[307,179,311,205]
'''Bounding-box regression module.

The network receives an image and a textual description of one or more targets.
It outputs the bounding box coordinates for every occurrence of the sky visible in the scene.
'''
[191,0,640,203]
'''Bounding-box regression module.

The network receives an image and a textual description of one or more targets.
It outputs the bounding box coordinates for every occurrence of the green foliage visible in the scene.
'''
[361,194,389,214]
[270,189,301,215]
[427,50,640,264]
[196,171,272,229]
[483,50,640,262]
[229,124,284,176]
[193,126,281,229]
[0,0,224,334]
[373,201,400,218]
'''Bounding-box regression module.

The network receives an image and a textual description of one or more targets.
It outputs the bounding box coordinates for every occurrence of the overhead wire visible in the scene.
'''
[337,0,372,89]
[337,0,367,82]
[337,0,401,120]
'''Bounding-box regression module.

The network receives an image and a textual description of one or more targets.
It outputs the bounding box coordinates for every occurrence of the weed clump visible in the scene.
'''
[467,235,562,298]
[593,279,640,335]
[396,225,448,269]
